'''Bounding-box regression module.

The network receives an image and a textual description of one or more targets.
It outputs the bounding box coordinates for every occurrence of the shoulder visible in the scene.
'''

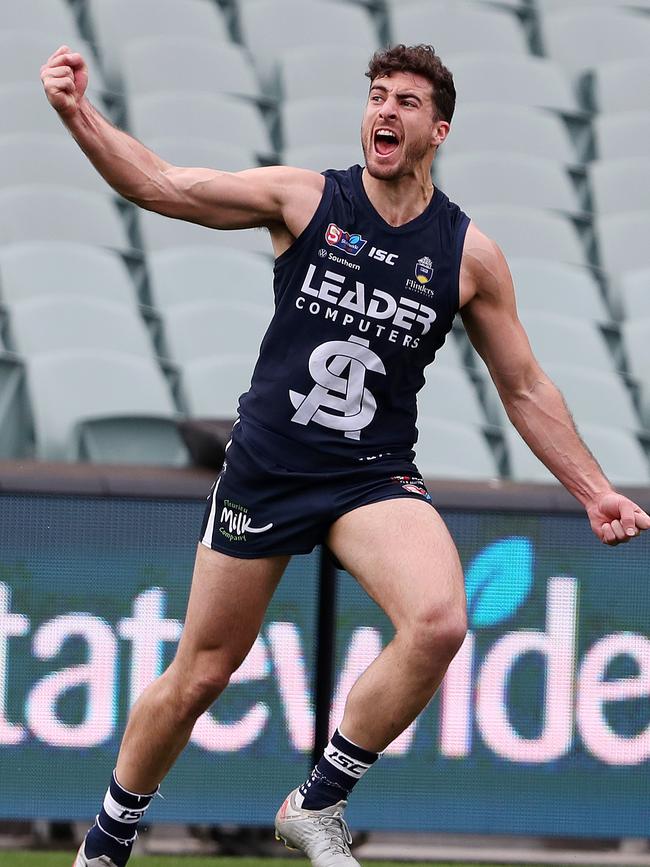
[459,221,513,308]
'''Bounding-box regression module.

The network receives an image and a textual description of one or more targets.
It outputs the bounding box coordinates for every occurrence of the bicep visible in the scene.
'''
[460,228,544,396]
[153,165,323,232]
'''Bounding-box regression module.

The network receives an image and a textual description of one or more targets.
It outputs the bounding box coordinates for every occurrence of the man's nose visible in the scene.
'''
[379,98,397,118]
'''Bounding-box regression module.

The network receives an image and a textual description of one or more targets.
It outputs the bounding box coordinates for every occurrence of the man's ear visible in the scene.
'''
[432,119,450,148]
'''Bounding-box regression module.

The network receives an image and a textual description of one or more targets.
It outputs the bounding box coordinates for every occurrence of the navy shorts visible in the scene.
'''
[199,423,433,559]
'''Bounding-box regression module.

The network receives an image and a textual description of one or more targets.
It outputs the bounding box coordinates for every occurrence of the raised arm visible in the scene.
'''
[459,222,650,546]
[40,46,324,249]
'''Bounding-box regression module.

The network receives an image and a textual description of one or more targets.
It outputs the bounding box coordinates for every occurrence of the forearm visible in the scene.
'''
[64,98,172,209]
[502,374,613,506]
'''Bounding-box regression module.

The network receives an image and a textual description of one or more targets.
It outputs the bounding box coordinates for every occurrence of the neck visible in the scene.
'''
[361,163,435,227]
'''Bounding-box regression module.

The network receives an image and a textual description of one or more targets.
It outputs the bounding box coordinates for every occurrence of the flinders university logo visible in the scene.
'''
[415,256,434,284]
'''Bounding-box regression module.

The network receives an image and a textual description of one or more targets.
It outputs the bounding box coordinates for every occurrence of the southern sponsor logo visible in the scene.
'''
[219,499,273,542]
[325,223,367,256]
[368,245,399,265]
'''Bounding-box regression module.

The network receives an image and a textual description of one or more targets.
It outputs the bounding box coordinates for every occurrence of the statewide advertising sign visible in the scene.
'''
[0,494,648,836]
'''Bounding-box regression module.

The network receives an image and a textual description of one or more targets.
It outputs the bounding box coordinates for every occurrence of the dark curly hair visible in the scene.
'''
[366,44,456,123]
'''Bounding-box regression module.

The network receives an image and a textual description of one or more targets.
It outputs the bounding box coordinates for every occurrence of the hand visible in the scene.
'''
[40,45,88,120]
[586,491,650,546]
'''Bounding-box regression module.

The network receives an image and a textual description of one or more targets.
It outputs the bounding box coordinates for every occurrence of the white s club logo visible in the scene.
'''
[289,336,386,440]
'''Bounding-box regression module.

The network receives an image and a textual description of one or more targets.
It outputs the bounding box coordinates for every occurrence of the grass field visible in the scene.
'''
[1,855,515,867]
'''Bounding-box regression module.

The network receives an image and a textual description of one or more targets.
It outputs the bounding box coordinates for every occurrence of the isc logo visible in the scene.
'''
[368,246,399,265]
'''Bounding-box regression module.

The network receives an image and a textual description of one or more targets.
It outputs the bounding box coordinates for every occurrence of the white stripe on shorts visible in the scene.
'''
[200,424,236,548]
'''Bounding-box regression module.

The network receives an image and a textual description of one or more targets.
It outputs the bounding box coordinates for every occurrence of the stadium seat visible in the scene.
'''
[148,138,258,174]
[539,9,650,83]
[238,0,379,92]
[466,205,588,266]
[0,242,137,306]
[282,99,363,151]
[0,83,104,137]
[436,154,581,215]
[282,144,365,173]
[0,352,30,459]
[449,55,578,114]
[182,354,256,417]
[417,367,491,429]
[441,104,578,166]
[0,31,106,91]
[123,37,262,103]
[596,212,650,276]
[0,186,131,251]
[617,268,650,320]
[147,247,274,310]
[543,363,640,432]
[589,159,650,215]
[129,93,273,156]
[503,424,650,487]
[26,350,186,464]
[160,301,270,363]
[590,59,650,114]
[519,312,618,372]
[7,296,155,359]
[0,134,112,197]
[414,418,499,481]
[279,45,373,104]
[389,1,529,59]
[1,0,82,44]
[504,426,557,484]
[621,319,650,423]
[595,111,650,161]
[509,259,611,325]
[536,0,650,9]
[137,210,274,257]
[86,0,230,91]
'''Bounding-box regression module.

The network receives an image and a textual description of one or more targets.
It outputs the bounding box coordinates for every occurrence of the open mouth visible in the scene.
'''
[374,127,400,156]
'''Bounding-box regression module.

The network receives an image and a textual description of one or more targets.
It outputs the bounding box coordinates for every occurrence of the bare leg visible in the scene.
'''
[115,543,289,792]
[327,499,466,752]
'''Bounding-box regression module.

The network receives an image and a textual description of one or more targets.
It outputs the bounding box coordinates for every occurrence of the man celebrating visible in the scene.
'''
[41,42,649,867]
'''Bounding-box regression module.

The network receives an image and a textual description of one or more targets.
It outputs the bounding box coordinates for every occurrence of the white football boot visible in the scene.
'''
[275,788,360,867]
[72,841,119,866]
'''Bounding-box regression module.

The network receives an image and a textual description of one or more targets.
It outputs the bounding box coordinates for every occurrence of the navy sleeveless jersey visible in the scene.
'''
[237,165,470,468]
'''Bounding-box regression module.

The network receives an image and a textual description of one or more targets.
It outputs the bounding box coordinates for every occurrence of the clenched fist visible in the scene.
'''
[41,45,88,120]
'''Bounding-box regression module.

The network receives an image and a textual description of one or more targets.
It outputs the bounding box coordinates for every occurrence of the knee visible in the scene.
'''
[403,605,468,668]
[168,657,234,721]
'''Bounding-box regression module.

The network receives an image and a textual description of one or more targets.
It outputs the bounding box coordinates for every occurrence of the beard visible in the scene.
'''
[361,129,433,180]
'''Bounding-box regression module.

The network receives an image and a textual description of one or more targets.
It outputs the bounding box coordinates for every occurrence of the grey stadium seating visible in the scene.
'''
[282,99,364,151]
[238,0,379,92]
[148,138,258,174]
[417,367,492,430]
[1,0,84,45]
[390,1,529,59]
[137,210,274,257]
[591,59,650,114]
[617,268,650,320]
[0,84,104,137]
[26,350,186,464]
[123,37,262,104]
[159,301,271,363]
[0,31,106,92]
[441,104,578,166]
[128,92,273,156]
[595,111,650,161]
[0,134,113,197]
[181,355,256,418]
[283,144,365,173]
[7,296,156,360]
[539,9,650,83]
[621,319,650,426]
[436,154,581,215]
[0,186,131,251]
[279,45,373,104]
[86,0,230,91]
[542,363,640,433]
[518,312,618,373]
[414,419,499,481]
[509,259,612,325]
[147,247,274,311]
[466,205,588,266]
[589,159,650,215]
[0,242,138,306]
[597,212,650,276]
